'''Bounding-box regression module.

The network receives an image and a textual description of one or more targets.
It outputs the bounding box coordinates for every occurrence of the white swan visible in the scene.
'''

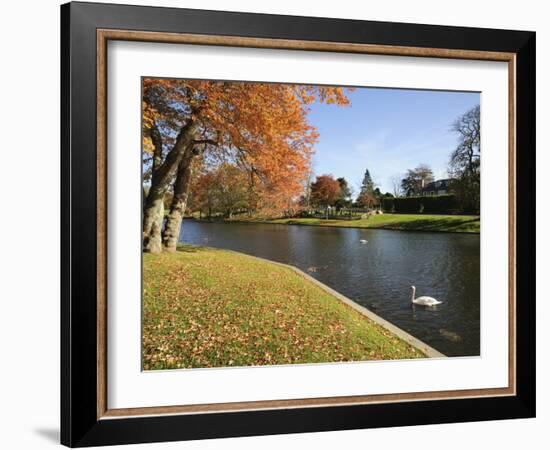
[360,239,368,244]
[411,286,441,306]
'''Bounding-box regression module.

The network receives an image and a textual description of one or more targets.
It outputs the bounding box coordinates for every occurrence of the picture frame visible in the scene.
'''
[61,1,536,447]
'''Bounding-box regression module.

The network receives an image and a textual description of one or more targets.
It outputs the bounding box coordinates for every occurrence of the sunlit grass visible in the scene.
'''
[142,245,424,370]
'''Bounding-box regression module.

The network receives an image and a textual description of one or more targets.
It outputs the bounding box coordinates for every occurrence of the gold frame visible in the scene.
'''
[96,29,516,420]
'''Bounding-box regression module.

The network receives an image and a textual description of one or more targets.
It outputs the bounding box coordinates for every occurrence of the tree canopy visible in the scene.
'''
[310,175,341,208]
[401,164,434,196]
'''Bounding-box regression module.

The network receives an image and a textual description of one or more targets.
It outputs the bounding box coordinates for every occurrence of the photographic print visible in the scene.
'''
[141,78,480,370]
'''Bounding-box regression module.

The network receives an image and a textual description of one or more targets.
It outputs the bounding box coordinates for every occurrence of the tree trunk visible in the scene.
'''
[142,195,165,253]
[142,120,199,253]
[162,147,195,252]
[247,170,255,218]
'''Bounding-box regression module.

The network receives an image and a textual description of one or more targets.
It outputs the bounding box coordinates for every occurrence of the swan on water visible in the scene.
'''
[411,285,441,306]
[360,239,368,244]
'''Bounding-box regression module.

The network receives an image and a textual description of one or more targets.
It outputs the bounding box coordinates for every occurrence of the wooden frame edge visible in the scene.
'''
[95,28,517,420]
[98,28,515,61]
[100,387,515,419]
[508,55,517,395]
[97,29,108,419]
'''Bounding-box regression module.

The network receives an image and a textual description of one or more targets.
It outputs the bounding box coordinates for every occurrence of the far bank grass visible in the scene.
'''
[229,213,480,234]
[143,246,424,370]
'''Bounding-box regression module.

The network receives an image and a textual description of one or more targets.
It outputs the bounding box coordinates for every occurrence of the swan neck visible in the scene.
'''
[411,287,416,302]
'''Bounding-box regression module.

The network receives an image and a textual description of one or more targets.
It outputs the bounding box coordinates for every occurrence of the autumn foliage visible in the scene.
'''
[142,78,351,251]
[355,192,378,208]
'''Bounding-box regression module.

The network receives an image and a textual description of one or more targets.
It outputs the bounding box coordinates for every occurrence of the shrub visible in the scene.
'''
[381,195,462,214]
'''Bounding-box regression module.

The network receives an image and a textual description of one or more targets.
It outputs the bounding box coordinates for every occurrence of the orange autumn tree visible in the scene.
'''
[188,170,217,220]
[310,174,341,210]
[142,78,351,253]
[188,163,249,219]
[236,138,314,218]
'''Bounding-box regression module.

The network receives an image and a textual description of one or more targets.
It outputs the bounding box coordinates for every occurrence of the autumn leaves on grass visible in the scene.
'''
[142,246,424,370]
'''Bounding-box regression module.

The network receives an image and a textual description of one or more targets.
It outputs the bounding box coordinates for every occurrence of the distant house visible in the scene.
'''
[422,179,454,196]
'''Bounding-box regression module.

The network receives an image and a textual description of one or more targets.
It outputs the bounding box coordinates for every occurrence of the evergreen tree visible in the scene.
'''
[360,169,375,196]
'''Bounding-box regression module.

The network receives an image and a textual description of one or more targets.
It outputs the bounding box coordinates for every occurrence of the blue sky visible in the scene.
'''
[307,87,480,195]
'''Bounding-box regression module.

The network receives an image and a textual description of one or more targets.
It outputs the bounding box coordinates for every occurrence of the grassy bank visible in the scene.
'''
[228,213,480,233]
[143,246,424,370]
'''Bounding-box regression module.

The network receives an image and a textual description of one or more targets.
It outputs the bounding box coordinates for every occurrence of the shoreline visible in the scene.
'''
[188,214,480,235]
[229,250,445,358]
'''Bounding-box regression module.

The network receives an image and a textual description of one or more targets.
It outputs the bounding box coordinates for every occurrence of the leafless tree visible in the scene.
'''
[390,175,403,197]
[448,104,481,213]
[450,105,480,178]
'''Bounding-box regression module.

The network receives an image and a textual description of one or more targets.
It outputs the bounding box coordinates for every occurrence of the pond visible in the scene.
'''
[178,220,480,357]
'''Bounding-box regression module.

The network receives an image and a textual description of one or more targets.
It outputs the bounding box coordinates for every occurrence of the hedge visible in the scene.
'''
[380,195,462,214]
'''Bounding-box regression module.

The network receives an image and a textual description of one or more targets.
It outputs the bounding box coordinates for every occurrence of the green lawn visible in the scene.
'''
[230,213,480,233]
[143,246,424,370]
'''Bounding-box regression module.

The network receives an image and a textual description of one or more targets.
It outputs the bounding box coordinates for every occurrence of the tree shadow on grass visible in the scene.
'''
[176,244,209,253]
[387,217,480,232]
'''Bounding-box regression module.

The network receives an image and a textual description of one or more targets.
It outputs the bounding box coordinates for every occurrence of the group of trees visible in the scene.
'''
[306,169,394,211]
[142,78,351,253]
[188,163,249,220]
[355,169,394,208]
